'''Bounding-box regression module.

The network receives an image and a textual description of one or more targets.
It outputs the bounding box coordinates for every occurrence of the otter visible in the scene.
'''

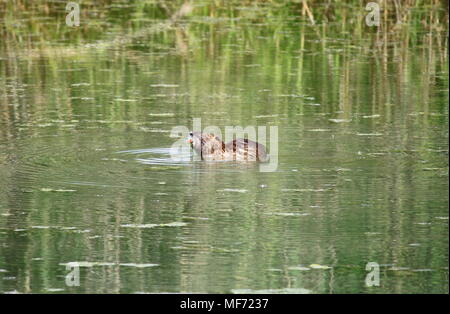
[187,131,269,162]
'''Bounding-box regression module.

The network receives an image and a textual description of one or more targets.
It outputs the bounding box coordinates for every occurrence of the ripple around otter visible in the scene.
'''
[117,147,192,166]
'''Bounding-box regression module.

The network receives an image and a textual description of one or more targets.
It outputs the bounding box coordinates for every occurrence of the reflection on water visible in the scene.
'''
[0,1,448,293]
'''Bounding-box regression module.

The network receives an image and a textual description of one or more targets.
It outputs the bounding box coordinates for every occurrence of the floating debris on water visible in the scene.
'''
[362,114,381,119]
[388,266,410,271]
[356,133,383,136]
[329,119,352,123]
[255,114,279,118]
[171,246,187,250]
[212,247,240,253]
[281,188,327,192]
[276,94,304,98]
[40,188,77,192]
[267,268,283,272]
[138,127,170,133]
[114,98,138,102]
[60,262,159,268]
[412,269,434,272]
[307,129,332,132]
[217,189,248,193]
[150,84,179,88]
[182,216,210,221]
[265,212,310,217]
[288,266,311,271]
[335,167,351,172]
[148,113,175,117]
[101,158,128,162]
[119,263,159,268]
[309,264,332,269]
[121,222,187,228]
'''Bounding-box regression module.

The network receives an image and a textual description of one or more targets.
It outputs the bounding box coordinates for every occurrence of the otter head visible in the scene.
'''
[187,131,224,158]
[187,131,202,154]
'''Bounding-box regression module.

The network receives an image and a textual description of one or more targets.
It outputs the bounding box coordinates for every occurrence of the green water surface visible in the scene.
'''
[0,1,448,293]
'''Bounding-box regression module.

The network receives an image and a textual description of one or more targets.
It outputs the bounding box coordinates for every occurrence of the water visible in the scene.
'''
[0,1,448,294]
